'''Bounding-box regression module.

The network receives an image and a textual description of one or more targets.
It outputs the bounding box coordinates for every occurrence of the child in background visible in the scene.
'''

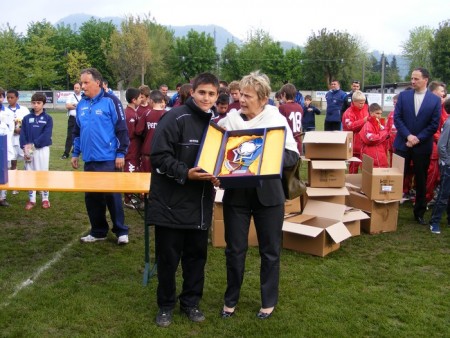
[342,90,369,173]
[227,81,241,112]
[19,92,53,210]
[213,93,229,123]
[359,103,389,168]
[386,94,399,165]
[302,95,321,132]
[0,88,15,207]
[123,88,142,209]
[279,83,304,154]
[135,90,166,173]
[429,98,450,234]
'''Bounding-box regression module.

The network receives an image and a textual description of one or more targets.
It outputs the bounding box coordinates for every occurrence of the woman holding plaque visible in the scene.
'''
[217,71,299,319]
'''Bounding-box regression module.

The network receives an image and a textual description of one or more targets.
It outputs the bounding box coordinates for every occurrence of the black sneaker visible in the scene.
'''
[155,309,173,327]
[60,153,69,160]
[180,306,205,322]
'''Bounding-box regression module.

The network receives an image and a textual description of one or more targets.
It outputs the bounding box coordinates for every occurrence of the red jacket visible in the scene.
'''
[359,116,389,168]
[342,103,369,154]
[385,111,397,152]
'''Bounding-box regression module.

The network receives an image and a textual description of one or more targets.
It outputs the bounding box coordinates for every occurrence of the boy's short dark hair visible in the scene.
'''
[192,72,219,92]
[150,90,164,104]
[216,93,229,105]
[6,89,19,97]
[280,83,297,101]
[444,98,450,115]
[31,92,47,104]
[369,103,382,113]
[125,88,140,103]
[304,95,312,101]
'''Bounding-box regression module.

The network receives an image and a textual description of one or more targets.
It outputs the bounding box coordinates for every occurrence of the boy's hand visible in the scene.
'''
[71,157,79,169]
[115,157,124,170]
[188,166,217,182]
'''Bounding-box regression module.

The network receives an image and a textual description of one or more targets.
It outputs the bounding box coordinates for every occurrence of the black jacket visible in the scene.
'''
[146,97,215,230]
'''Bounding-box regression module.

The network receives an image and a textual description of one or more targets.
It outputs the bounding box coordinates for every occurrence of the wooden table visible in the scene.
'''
[0,170,156,285]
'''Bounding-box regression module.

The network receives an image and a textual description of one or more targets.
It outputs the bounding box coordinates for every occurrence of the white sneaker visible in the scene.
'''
[117,235,129,245]
[12,190,19,195]
[80,234,106,243]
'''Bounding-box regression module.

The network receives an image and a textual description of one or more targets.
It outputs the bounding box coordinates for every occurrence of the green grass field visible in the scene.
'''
[1,111,450,337]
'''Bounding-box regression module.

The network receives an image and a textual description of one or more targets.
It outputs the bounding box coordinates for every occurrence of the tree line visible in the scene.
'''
[0,14,448,92]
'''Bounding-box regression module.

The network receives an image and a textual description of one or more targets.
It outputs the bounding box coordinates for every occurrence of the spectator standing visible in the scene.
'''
[393,67,441,225]
[61,82,82,159]
[227,81,241,112]
[342,90,370,173]
[6,89,29,177]
[0,88,15,207]
[302,95,321,132]
[135,90,166,173]
[19,93,53,210]
[123,88,142,209]
[325,80,347,130]
[341,80,368,118]
[159,84,170,107]
[278,83,304,154]
[147,73,220,328]
[213,93,229,123]
[359,103,390,168]
[102,80,114,95]
[168,82,182,107]
[71,68,130,245]
[429,98,450,234]
[386,94,399,165]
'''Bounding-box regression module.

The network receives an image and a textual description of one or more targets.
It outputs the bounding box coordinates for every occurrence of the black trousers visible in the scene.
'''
[324,121,341,131]
[155,226,208,310]
[64,115,76,155]
[223,194,284,309]
[395,149,431,218]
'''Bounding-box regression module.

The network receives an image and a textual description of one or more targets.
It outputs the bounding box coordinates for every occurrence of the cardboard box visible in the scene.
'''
[361,154,404,200]
[308,160,347,188]
[282,200,352,257]
[285,197,302,216]
[342,207,370,236]
[345,173,362,192]
[345,190,400,234]
[303,131,353,160]
[212,189,258,247]
[196,123,286,189]
[306,187,349,205]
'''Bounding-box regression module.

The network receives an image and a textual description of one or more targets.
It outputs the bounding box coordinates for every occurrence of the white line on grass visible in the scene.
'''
[0,231,87,309]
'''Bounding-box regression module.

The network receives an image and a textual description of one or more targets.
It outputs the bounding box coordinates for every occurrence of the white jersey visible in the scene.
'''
[6,104,29,146]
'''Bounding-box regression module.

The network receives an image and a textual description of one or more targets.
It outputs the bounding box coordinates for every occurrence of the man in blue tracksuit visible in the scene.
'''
[325,80,347,131]
[71,68,130,245]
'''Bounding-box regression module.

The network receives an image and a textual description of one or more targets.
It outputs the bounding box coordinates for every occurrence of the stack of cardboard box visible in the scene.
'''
[282,131,369,257]
[345,154,404,234]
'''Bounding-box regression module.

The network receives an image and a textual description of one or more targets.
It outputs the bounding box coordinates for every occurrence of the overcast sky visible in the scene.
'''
[3,0,449,54]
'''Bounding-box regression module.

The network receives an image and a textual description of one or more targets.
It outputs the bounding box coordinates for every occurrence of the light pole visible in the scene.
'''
[380,54,386,111]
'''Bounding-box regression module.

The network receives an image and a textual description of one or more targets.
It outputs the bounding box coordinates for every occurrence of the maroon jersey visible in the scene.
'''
[136,104,151,120]
[125,106,141,163]
[135,108,166,156]
[227,101,241,112]
[279,102,303,138]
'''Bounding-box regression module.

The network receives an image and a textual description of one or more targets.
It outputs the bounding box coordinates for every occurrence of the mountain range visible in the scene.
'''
[56,13,408,78]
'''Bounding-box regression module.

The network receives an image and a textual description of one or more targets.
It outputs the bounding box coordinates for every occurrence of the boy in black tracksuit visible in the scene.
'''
[147,73,220,328]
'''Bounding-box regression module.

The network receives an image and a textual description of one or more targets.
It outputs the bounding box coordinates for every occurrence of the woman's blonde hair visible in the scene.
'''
[239,70,271,102]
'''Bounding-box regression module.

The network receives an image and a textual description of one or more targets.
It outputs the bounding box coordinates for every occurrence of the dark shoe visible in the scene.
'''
[415,216,427,225]
[220,309,235,318]
[60,153,69,160]
[0,200,10,207]
[256,310,273,319]
[180,306,205,322]
[155,309,173,327]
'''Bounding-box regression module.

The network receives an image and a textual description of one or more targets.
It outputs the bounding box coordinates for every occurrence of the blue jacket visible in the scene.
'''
[325,89,346,122]
[72,89,129,162]
[393,89,441,154]
[302,103,321,129]
[19,109,53,149]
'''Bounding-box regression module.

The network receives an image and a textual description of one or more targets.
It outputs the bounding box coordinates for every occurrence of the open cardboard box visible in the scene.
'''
[343,207,370,236]
[195,122,286,189]
[303,131,353,160]
[211,189,258,247]
[308,160,347,188]
[346,190,400,234]
[361,154,404,200]
[282,200,352,257]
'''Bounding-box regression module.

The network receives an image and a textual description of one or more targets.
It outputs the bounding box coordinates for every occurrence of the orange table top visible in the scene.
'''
[0,170,151,193]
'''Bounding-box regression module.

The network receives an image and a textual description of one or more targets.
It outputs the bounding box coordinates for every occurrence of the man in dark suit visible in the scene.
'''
[394,67,442,225]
